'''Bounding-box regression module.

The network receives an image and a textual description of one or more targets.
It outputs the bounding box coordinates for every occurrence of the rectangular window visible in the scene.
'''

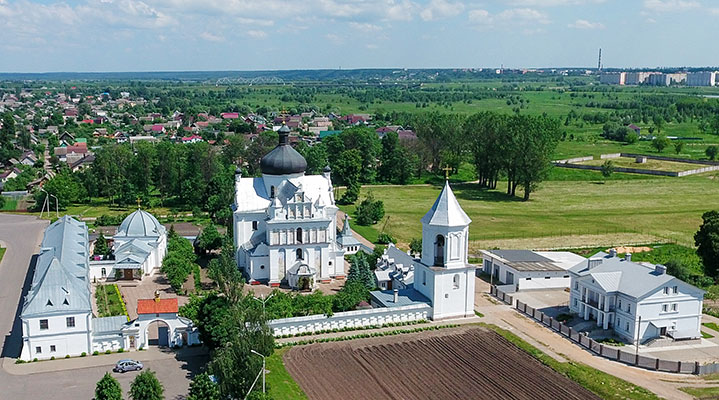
[40,319,48,330]
[544,276,551,279]
[66,317,75,328]
[573,299,578,307]
[673,286,678,294]
[626,304,631,314]
[618,299,622,308]
[252,221,258,231]
[672,303,678,312]
[50,345,56,352]
[574,282,578,290]
[626,322,630,331]
[35,346,41,354]
[664,287,669,295]
[617,317,621,327]
[662,304,668,312]
[526,277,532,281]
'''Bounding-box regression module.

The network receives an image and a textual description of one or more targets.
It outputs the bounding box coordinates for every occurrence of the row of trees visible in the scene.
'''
[466,112,561,200]
[161,228,199,291]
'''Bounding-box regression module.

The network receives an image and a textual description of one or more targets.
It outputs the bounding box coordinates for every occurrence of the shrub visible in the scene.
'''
[93,351,99,356]
[33,358,38,362]
[50,356,55,360]
[15,359,25,364]
[377,232,395,244]
[117,348,124,353]
[105,350,112,355]
[81,352,87,357]
[65,354,70,359]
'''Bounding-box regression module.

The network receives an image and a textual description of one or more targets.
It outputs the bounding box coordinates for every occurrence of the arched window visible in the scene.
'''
[270,186,275,198]
[296,248,303,260]
[453,274,460,289]
[434,235,445,266]
[296,228,303,243]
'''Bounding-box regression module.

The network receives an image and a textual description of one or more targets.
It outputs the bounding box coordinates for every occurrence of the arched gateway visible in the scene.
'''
[120,296,200,349]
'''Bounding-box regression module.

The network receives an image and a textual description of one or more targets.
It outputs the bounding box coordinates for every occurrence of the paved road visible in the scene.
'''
[0,214,207,399]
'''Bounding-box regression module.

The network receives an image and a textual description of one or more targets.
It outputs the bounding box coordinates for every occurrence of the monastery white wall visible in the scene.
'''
[268,304,431,337]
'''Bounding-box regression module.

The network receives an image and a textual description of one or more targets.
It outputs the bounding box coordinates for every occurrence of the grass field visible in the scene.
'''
[1,199,17,211]
[267,347,308,400]
[580,157,707,172]
[340,174,719,250]
[0,248,5,264]
[679,386,719,399]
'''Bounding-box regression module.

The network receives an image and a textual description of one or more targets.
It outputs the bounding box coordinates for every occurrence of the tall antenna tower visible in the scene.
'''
[597,48,602,72]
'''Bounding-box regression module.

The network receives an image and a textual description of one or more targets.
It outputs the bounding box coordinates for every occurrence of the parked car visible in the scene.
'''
[113,359,143,373]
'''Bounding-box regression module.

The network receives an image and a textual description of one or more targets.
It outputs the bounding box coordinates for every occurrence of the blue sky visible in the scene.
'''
[0,0,716,72]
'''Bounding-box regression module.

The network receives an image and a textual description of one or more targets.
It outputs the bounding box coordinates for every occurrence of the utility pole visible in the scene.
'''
[598,48,602,72]
[250,349,266,394]
[50,194,59,218]
[635,314,642,355]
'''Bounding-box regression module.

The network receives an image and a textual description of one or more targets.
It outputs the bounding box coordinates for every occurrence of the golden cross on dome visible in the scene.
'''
[136,197,142,209]
[442,165,452,180]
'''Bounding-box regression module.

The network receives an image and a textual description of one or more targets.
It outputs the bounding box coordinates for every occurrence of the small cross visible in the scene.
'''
[442,165,452,180]
[136,197,142,209]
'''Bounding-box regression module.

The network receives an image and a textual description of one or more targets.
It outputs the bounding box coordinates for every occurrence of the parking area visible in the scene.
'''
[512,288,570,318]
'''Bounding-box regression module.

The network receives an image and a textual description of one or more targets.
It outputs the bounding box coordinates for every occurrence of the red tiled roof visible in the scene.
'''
[137,298,178,314]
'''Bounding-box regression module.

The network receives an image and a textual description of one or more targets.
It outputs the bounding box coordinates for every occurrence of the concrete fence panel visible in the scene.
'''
[569,328,581,342]
[590,340,602,354]
[618,351,636,365]
[601,346,619,360]
[658,359,680,373]
[560,324,570,337]
[579,335,591,348]
[600,153,622,159]
[637,355,657,369]
[551,320,561,332]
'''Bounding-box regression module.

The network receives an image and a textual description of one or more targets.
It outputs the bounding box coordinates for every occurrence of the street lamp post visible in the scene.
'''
[253,293,274,315]
[49,194,59,218]
[251,349,266,394]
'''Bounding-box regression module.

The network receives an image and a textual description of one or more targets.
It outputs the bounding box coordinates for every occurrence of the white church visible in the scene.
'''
[89,209,167,281]
[370,180,476,320]
[233,124,345,289]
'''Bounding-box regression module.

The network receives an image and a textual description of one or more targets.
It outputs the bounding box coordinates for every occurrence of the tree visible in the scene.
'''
[187,372,220,400]
[409,238,422,257]
[95,372,123,400]
[653,115,664,134]
[197,224,222,254]
[601,160,614,179]
[347,253,374,289]
[651,135,671,153]
[695,210,719,278]
[355,192,384,225]
[34,167,88,210]
[707,146,719,161]
[129,370,164,400]
[94,233,111,257]
[674,142,684,155]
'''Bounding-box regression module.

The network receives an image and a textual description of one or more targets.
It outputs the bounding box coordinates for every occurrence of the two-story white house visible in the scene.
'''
[20,216,93,361]
[568,251,704,344]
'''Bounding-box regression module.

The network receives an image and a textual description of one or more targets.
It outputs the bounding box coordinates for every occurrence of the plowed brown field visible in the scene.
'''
[284,327,600,400]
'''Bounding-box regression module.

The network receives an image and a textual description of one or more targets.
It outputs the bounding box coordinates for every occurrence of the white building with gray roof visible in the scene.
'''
[568,251,704,344]
[480,250,585,292]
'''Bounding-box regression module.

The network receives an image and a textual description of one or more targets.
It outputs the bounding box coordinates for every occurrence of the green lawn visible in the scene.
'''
[703,322,719,333]
[1,199,17,211]
[266,347,307,400]
[95,284,127,318]
[340,175,719,250]
[0,248,5,264]
[702,331,715,339]
[484,324,660,400]
[679,386,719,399]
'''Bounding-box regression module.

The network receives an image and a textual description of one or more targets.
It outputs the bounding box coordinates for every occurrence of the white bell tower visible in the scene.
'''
[415,179,476,320]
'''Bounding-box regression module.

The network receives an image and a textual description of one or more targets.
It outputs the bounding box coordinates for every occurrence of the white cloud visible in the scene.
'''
[200,31,224,42]
[642,0,699,13]
[366,43,379,49]
[349,22,383,32]
[246,30,267,39]
[568,19,605,29]
[506,0,605,6]
[469,7,550,29]
[468,9,492,25]
[325,33,344,44]
[420,0,464,21]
